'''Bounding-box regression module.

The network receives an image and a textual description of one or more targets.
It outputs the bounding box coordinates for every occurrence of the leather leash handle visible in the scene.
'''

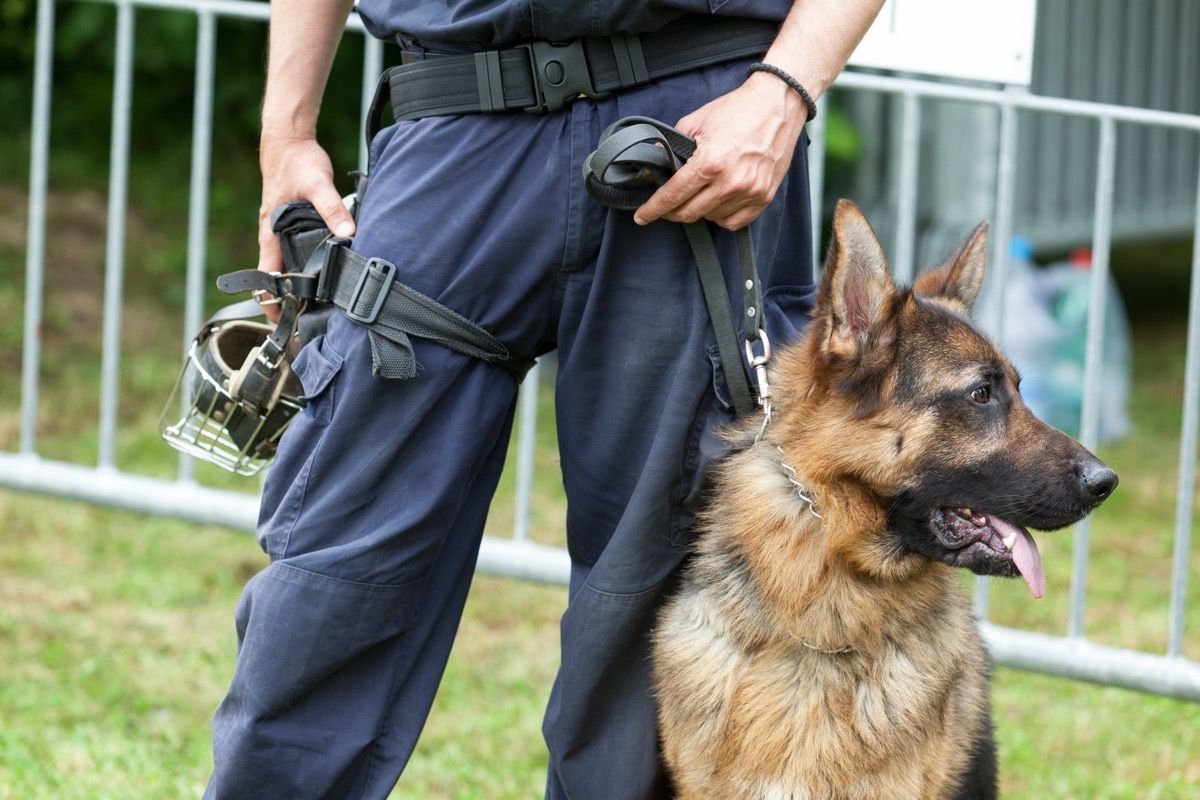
[582,116,762,416]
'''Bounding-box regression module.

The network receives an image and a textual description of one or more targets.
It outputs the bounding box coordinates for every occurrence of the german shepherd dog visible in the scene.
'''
[652,201,1118,799]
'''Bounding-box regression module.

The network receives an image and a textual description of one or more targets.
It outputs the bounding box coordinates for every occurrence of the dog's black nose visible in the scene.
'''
[1082,464,1118,501]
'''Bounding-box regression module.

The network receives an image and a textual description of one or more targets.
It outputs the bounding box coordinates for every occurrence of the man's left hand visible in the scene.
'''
[633,71,808,231]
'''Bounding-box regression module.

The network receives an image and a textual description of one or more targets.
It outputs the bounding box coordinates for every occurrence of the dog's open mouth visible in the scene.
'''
[932,508,1046,599]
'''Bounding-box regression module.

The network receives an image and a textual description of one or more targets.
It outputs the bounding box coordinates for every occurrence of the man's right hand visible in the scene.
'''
[256,135,356,322]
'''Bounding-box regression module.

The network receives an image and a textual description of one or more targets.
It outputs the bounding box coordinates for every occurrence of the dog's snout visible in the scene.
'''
[1080,462,1118,502]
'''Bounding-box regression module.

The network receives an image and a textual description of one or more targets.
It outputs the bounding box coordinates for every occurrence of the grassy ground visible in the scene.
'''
[1,187,1199,796]
[1,491,1198,799]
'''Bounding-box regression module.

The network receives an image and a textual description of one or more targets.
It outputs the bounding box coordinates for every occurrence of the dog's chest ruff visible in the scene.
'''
[656,585,983,799]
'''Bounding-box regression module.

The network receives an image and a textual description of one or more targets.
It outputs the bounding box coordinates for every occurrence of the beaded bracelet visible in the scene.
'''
[746,62,818,122]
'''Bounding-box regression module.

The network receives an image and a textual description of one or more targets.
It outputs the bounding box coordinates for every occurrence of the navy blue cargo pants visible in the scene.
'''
[206,58,814,799]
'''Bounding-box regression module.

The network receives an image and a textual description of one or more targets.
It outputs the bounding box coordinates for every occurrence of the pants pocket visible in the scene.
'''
[292,334,345,426]
[211,563,425,797]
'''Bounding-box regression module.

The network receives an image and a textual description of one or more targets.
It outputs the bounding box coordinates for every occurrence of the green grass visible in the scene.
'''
[0,492,565,799]
[2,186,1200,797]
[2,493,1198,799]
[994,669,1200,798]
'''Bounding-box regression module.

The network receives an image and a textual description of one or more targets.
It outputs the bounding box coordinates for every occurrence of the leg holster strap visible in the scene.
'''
[215,202,534,390]
[312,237,535,381]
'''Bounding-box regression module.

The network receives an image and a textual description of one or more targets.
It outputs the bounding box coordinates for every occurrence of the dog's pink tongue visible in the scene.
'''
[991,517,1045,599]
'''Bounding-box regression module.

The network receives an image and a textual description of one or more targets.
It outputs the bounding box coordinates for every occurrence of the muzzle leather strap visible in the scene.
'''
[582,116,765,416]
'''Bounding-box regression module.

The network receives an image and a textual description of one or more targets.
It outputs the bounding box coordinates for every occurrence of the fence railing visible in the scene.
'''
[7,0,1200,701]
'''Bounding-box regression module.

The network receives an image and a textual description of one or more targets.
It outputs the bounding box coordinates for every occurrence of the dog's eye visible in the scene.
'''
[971,385,992,404]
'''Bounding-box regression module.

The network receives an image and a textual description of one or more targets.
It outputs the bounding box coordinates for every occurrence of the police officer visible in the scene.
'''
[206,1,884,797]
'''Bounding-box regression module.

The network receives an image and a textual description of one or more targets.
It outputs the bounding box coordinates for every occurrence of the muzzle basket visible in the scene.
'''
[159,337,302,476]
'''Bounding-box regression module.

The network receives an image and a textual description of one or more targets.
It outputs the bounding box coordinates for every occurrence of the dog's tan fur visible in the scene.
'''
[653,459,988,799]
[652,201,1092,799]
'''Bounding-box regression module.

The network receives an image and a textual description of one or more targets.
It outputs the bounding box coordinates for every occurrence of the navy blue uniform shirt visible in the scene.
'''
[358,0,792,46]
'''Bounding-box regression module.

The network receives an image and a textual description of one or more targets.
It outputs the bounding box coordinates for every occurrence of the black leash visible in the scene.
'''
[582,117,769,417]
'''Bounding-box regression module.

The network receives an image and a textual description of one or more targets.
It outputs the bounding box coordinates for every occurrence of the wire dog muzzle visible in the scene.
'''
[159,267,314,476]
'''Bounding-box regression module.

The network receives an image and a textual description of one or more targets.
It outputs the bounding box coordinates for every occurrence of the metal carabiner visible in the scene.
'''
[744,328,772,406]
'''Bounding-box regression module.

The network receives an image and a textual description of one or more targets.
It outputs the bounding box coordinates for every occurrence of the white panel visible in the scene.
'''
[850,0,1037,86]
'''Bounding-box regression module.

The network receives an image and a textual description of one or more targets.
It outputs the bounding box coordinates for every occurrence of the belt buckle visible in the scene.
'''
[520,40,609,113]
[344,258,396,326]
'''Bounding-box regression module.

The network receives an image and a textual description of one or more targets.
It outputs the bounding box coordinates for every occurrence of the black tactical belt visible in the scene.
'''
[366,15,778,135]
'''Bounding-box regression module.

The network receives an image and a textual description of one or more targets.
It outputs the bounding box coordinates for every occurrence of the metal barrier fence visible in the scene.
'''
[7,0,1200,701]
[841,0,1200,258]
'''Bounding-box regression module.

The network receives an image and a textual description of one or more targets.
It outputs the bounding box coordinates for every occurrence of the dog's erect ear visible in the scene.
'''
[913,221,988,311]
[819,200,894,358]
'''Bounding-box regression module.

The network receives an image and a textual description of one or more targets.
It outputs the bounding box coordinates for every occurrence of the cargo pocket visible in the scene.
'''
[706,343,737,416]
[228,561,424,720]
[666,345,737,551]
[292,335,344,426]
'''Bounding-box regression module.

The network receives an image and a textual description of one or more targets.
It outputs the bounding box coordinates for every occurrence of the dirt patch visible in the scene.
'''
[1,184,177,353]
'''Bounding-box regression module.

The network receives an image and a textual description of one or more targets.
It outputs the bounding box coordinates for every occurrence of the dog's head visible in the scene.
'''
[772,200,1117,597]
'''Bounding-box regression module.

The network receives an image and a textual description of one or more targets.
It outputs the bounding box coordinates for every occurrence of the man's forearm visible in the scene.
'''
[633,0,883,229]
[261,0,356,141]
[254,0,358,303]
[764,0,885,102]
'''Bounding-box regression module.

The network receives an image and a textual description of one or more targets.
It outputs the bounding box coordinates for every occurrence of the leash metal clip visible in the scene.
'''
[744,328,772,407]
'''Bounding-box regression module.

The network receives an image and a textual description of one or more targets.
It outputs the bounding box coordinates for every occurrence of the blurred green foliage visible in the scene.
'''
[1,0,365,203]
[0,0,860,314]
[1,1,859,197]
[0,0,378,313]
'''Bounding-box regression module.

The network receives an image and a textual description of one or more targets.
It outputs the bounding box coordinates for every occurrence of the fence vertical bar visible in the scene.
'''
[1068,116,1117,639]
[359,34,383,173]
[990,97,1020,303]
[893,92,920,283]
[97,0,136,470]
[21,0,57,456]
[178,10,217,481]
[1167,157,1200,657]
[975,96,1020,621]
[808,95,828,273]
[512,362,541,543]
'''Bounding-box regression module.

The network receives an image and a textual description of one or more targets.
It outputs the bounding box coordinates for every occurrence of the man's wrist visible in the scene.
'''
[744,68,811,122]
[743,71,808,123]
[260,123,320,154]
[757,51,833,104]
[261,108,319,142]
